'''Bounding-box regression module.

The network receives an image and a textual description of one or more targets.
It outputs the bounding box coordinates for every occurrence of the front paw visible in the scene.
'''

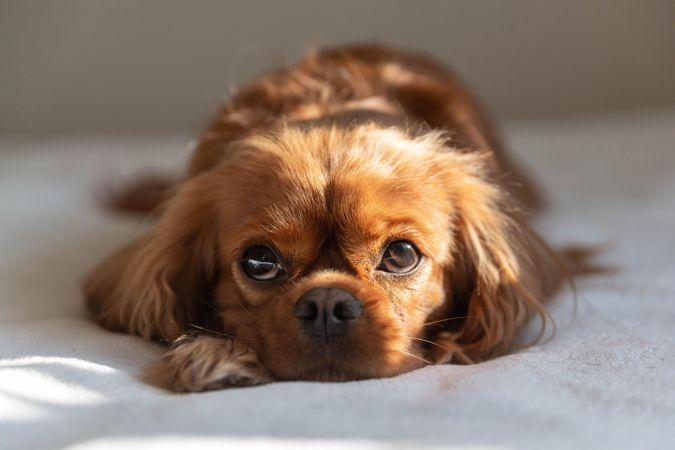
[142,335,273,392]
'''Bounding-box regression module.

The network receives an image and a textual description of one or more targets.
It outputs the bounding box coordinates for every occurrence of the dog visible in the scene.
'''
[84,44,578,392]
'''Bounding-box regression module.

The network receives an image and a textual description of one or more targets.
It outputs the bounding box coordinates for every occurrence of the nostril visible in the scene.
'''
[332,298,363,321]
[293,297,319,321]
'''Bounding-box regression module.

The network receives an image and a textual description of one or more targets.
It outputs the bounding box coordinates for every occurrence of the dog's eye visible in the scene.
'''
[378,240,420,274]
[241,246,284,281]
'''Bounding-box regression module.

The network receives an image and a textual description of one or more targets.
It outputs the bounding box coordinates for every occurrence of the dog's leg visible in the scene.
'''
[142,335,273,392]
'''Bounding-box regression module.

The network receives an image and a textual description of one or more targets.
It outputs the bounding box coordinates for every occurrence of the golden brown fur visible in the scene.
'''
[84,44,572,392]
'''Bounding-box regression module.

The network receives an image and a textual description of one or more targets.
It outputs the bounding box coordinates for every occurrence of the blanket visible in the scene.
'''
[1,110,674,449]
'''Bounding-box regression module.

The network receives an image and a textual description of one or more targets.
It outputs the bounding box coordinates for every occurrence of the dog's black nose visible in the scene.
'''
[293,287,363,342]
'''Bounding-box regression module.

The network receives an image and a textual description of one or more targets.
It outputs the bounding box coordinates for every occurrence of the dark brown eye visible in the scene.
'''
[241,246,284,281]
[378,240,421,274]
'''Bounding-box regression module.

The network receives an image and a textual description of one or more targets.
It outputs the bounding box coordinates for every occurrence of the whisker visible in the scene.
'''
[423,315,474,327]
[236,295,260,321]
[407,336,450,351]
[198,298,222,315]
[203,287,285,338]
[184,324,260,347]
[395,348,431,366]
[187,323,235,338]
[219,311,288,338]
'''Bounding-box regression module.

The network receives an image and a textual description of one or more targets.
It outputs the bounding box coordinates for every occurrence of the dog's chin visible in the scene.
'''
[260,338,428,382]
[270,362,418,383]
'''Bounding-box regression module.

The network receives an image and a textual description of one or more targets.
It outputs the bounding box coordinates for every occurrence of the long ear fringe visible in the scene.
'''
[442,152,568,363]
[83,174,219,342]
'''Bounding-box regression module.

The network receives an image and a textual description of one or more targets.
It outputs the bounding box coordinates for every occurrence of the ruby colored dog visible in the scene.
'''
[84,44,576,392]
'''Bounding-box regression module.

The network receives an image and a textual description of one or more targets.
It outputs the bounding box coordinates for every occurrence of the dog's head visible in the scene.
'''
[91,125,558,381]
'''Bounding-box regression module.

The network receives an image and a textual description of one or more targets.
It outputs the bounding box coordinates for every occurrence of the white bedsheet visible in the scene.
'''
[1,110,674,450]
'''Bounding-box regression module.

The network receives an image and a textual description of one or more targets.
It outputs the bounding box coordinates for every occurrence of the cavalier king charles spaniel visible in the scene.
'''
[84,44,580,392]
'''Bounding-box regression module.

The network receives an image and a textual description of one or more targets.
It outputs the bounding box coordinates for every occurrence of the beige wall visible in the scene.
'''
[2,0,674,135]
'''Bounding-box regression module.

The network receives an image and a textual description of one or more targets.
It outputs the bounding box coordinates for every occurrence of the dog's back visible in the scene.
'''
[105,44,544,216]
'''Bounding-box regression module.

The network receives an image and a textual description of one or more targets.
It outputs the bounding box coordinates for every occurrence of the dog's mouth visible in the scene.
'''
[258,330,428,382]
[285,359,373,382]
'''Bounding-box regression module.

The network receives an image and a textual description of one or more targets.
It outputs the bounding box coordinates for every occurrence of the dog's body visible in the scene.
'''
[188,45,544,208]
[84,44,570,392]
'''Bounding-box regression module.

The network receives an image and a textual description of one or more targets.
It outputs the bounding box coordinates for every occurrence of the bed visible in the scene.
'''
[2,109,674,449]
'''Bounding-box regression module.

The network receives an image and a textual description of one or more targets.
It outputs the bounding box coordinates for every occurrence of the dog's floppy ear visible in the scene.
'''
[83,172,221,342]
[439,152,564,363]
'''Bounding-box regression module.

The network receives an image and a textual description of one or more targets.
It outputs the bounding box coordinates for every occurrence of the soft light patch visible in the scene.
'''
[0,356,113,420]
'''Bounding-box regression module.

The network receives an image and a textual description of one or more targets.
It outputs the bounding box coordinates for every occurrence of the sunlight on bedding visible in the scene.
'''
[0,356,112,420]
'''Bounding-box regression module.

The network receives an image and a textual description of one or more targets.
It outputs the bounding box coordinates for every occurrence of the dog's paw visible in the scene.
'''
[142,335,273,392]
